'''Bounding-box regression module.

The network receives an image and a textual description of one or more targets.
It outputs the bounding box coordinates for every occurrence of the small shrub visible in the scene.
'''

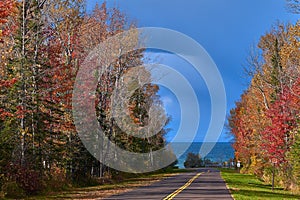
[2,181,26,199]
[15,166,44,195]
[5,164,44,195]
[184,153,203,168]
[45,166,69,191]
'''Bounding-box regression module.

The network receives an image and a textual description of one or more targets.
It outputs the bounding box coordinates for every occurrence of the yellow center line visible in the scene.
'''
[163,172,203,200]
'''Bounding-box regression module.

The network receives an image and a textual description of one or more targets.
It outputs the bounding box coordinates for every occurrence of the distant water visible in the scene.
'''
[170,142,235,168]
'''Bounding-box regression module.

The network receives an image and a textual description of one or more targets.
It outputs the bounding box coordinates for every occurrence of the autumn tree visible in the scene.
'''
[229,21,299,190]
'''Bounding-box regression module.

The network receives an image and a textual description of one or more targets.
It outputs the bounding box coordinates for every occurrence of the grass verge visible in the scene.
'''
[220,168,300,200]
[8,168,189,200]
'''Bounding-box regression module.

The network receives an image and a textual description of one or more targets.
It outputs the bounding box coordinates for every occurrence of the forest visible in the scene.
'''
[0,0,171,197]
[228,0,300,192]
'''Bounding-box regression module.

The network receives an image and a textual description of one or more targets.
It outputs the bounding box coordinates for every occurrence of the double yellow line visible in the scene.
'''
[163,172,203,200]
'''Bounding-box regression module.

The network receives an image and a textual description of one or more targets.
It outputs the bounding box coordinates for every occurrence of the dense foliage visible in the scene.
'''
[0,0,170,197]
[229,10,300,191]
[184,153,203,168]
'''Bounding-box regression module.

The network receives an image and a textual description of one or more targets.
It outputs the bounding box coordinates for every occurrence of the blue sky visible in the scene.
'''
[87,0,298,142]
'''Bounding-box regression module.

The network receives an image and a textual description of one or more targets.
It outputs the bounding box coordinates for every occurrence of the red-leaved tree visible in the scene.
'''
[262,79,300,164]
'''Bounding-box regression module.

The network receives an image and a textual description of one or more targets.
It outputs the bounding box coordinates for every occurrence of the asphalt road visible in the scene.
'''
[104,168,233,200]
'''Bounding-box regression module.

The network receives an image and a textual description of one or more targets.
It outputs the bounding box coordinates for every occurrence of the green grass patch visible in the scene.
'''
[221,169,300,200]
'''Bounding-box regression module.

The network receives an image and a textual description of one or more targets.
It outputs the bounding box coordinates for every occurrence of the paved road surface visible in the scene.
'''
[104,168,233,200]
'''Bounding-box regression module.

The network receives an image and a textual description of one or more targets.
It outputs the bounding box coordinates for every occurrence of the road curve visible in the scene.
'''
[103,168,233,200]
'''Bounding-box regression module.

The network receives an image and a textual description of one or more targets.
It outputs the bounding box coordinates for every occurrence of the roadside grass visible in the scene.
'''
[2,168,189,200]
[220,168,300,200]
